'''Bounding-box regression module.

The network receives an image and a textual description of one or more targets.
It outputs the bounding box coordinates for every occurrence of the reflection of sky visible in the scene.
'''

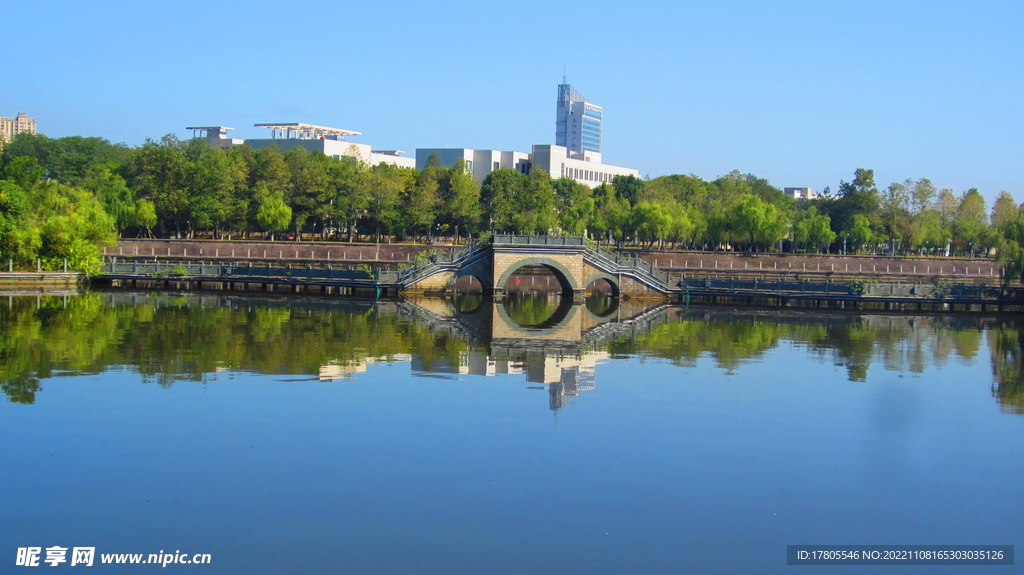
[3,318,1023,574]
[4,338,1021,574]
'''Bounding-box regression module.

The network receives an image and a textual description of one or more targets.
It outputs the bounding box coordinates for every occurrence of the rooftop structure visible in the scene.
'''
[187,125,243,150]
[186,126,234,138]
[253,122,360,140]
[186,122,413,168]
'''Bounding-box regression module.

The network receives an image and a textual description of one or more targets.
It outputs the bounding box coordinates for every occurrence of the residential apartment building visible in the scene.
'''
[0,111,37,144]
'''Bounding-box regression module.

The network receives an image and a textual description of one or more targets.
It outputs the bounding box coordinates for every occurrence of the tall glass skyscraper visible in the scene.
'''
[555,81,602,162]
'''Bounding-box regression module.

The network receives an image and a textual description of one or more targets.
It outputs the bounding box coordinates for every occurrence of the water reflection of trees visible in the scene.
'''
[988,322,1024,414]
[615,311,993,383]
[1,294,1022,414]
[0,294,467,403]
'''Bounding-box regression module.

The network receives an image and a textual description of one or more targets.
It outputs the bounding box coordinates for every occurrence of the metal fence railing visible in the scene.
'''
[586,245,670,285]
[396,240,489,284]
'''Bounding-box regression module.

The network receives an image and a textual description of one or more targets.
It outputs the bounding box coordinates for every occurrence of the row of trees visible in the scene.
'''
[3,132,1024,274]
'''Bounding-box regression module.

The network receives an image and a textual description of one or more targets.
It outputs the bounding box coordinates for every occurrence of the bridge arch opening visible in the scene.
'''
[498,293,576,332]
[497,258,578,297]
[451,273,486,292]
[451,292,485,314]
[584,274,620,298]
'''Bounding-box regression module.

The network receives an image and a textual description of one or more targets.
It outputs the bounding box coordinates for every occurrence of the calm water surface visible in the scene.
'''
[1,291,1022,574]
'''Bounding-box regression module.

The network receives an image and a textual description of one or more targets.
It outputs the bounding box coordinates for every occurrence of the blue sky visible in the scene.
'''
[5,0,1021,201]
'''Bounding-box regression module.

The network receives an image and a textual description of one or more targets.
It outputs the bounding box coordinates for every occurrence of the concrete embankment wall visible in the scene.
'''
[0,272,85,292]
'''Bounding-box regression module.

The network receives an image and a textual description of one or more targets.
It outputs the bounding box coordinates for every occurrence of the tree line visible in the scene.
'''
[3,132,1024,273]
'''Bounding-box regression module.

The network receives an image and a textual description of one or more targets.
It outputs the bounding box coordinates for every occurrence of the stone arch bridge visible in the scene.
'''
[399,235,672,300]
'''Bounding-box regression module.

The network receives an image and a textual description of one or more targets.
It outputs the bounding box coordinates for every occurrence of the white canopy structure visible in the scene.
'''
[253,123,361,140]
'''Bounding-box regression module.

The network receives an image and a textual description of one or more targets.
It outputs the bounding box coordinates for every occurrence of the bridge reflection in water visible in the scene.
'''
[6,291,1023,415]
[399,292,670,411]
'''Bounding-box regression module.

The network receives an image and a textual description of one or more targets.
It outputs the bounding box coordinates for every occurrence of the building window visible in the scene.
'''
[494,161,499,170]
[466,160,473,172]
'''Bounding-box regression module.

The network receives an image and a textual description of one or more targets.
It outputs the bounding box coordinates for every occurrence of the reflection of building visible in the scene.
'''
[187,123,416,168]
[419,349,608,411]
[319,355,413,380]
[0,111,37,144]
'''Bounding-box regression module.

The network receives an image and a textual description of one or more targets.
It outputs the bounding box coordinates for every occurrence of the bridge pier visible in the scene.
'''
[573,289,586,304]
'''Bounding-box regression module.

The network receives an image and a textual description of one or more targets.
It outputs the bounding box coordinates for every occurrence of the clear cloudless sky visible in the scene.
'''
[4,0,1021,201]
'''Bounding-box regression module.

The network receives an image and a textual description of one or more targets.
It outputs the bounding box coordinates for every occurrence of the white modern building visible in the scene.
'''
[416,144,638,187]
[784,187,816,200]
[417,81,637,186]
[414,148,531,183]
[187,123,416,168]
[556,81,602,162]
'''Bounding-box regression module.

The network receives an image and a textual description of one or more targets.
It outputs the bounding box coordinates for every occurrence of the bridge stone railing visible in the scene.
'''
[493,234,586,247]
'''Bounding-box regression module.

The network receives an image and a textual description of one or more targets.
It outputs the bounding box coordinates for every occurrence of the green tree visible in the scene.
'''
[849,214,874,252]
[631,202,673,248]
[953,188,987,256]
[990,191,1019,233]
[255,185,292,241]
[832,169,880,238]
[481,168,525,233]
[553,177,593,235]
[126,135,189,237]
[514,168,558,234]
[612,174,644,206]
[0,134,129,185]
[134,198,157,237]
[445,159,481,244]
[0,180,38,267]
[363,163,405,243]
[909,209,946,254]
[404,170,440,242]
[31,181,117,273]
[82,166,135,236]
[3,156,45,190]
[880,181,910,253]
[908,178,937,213]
